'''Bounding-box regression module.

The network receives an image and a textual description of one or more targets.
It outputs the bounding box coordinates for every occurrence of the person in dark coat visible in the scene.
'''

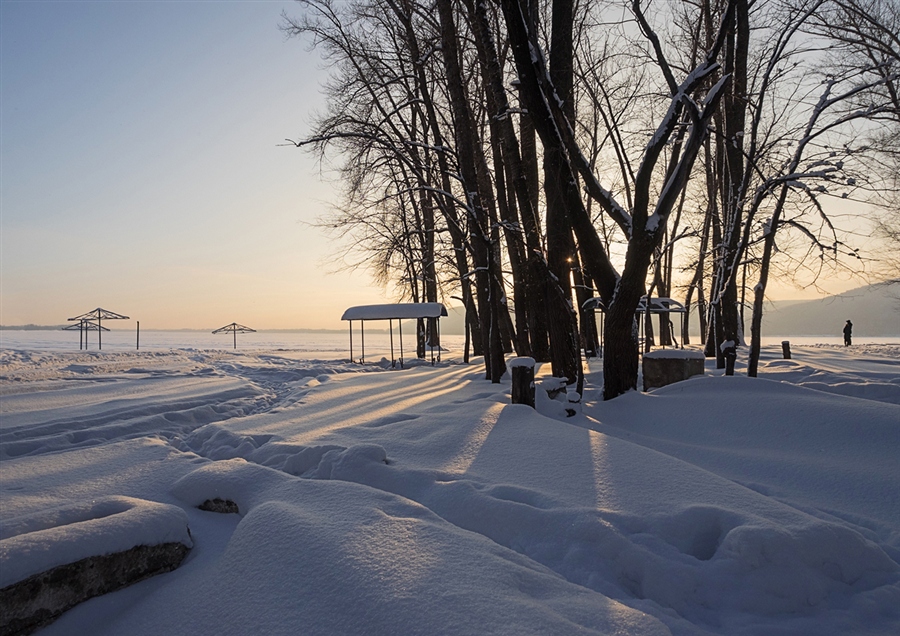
[843,320,853,346]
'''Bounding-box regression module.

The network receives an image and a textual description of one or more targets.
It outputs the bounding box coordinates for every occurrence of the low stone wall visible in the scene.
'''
[642,350,705,391]
[0,496,192,636]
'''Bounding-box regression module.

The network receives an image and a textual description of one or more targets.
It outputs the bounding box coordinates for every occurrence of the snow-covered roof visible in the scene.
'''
[341,303,448,321]
[644,349,705,360]
[583,296,686,313]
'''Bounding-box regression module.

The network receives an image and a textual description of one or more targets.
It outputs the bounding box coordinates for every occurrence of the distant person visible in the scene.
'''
[843,320,853,346]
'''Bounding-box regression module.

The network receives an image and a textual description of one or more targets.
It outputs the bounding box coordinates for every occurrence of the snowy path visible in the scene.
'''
[1,344,898,635]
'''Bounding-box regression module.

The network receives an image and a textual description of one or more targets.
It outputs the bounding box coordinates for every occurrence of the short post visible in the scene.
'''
[510,357,536,408]
[781,340,791,359]
[721,340,736,375]
[136,321,140,351]
[399,320,404,368]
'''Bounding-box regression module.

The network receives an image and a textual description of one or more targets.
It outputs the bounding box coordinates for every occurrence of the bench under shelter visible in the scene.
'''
[341,302,448,368]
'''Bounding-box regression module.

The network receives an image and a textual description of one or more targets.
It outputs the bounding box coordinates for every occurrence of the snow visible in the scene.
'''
[1,340,899,635]
[644,349,705,360]
[508,356,536,368]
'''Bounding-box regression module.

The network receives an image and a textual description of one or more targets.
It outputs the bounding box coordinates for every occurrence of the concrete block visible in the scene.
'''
[642,350,705,391]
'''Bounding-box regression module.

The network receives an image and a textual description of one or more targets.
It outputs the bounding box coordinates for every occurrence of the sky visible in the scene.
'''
[1,0,392,330]
[0,0,877,331]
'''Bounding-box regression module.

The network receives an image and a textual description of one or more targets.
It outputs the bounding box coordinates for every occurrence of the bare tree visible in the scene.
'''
[499,0,735,399]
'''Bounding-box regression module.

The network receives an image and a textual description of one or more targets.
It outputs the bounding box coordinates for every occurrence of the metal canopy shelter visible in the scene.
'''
[340,303,448,368]
[583,296,686,354]
[67,308,130,350]
[212,323,256,349]
[62,319,109,350]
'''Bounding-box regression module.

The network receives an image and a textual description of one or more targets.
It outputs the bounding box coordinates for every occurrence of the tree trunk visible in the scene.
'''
[436,0,505,382]
[716,0,749,375]
[387,0,479,358]
[748,187,790,376]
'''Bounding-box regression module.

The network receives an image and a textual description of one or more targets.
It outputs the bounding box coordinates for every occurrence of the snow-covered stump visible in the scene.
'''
[642,350,705,391]
[509,357,535,408]
[0,497,192,636]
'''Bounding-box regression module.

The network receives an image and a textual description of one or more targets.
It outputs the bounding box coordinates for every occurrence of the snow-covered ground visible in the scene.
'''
[1,342,898,635]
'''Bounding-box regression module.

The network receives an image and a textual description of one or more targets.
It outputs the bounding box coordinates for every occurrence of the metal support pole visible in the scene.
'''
[361,321,365,364]
[390,319,395,368]
[599,311,604,357]
[137,321,140,350]
[98,315,102,350]
[399,321,404,368]
[233,327,237,350]
[349,320,353,363]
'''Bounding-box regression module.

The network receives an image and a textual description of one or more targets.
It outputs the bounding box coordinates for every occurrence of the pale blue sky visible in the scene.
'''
[1,0,388,329]
[1,0,871,330]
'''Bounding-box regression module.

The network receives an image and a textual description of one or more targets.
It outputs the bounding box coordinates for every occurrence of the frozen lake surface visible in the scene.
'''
[2,328,896,354]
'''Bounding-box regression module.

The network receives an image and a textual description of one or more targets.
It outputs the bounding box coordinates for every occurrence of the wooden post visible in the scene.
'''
[781,341,791,359]
[510,357,536,408]
[137,321,140,350]
[233,327,237,350]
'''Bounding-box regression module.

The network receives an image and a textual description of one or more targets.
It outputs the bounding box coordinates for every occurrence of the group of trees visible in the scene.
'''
[283,0,898,399]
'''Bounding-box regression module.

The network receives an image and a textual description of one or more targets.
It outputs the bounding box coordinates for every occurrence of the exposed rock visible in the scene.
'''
[0,542,189,636]
[199,498,240,514]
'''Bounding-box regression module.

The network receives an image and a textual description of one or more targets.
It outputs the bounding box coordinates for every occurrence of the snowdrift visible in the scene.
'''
[1,343,898,635]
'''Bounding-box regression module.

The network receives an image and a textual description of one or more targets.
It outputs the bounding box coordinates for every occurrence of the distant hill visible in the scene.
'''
[762,282,900,336]
[429,282,900,338]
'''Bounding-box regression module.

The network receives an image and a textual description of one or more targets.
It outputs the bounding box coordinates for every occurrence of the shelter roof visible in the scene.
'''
[62,321,109,331]
[582,296,686,313]
[68,308,130,321]
[212,323,256,334]
[341,303,448,321]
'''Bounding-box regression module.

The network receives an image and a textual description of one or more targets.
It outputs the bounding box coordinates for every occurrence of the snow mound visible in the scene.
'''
[170,460,670,635]
[306,443,389,478]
